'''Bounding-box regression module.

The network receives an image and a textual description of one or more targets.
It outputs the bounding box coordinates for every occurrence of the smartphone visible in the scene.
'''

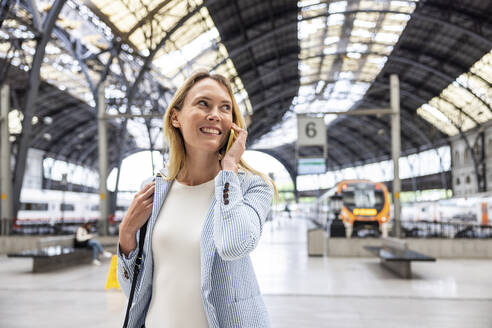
[225,129,235,152]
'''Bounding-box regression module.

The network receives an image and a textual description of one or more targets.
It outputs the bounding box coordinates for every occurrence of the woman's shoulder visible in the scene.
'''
[159,167,169,177]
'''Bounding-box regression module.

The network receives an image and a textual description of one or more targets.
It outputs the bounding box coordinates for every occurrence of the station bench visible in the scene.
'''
[7,236,92,273]
[364,237,436,278]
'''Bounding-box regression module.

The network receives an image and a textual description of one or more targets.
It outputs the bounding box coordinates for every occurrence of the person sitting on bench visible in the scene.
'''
[75,222,112,265]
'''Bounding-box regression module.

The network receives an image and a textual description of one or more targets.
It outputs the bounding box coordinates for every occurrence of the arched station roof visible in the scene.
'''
[1,59,140,170]
[254,0,491,174]
[1,0,491,180]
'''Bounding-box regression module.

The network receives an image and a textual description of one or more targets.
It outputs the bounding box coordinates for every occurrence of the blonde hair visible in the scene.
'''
[162,70,279,203]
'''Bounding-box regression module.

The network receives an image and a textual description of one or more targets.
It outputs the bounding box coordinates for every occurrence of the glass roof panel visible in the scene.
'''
[417,105,459,136]
[85,0,252,117]
[253,0,415,149]
[0,0,254,152]
[417,49,492,136]
[471,52,492,84]
[0,2,107,103]
[4,0,490,156]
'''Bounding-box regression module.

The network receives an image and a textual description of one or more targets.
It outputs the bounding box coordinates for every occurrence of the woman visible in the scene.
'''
[75,222,112,265]
[117,70,278,328]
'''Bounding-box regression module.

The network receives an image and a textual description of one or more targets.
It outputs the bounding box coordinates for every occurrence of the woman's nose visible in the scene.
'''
[207,107,220,121]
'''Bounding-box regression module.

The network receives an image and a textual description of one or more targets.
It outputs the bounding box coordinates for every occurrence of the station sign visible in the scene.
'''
[297,115,326,146]
[296,115,327,175]
[297,158,326,175]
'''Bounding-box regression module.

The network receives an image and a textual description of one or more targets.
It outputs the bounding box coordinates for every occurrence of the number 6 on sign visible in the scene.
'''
[296,115,326,146]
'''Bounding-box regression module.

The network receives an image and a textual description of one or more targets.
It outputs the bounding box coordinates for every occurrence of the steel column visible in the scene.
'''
[1,84,12,235]
[390,74,401,238]
[98,86,109,235]
[12,0,66,221]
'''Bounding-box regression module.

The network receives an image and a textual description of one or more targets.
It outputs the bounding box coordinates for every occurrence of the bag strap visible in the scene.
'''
[123,174,160,328]
[122,220,147,328]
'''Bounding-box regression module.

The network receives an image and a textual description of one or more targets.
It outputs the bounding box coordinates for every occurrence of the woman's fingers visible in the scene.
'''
[229,123,246,146]
[231,123,247,140]
[143,183,155,199]
[138,181,155,195]
[142,197,153,206]
[142,181,153,191]
[129,182,154,215]
[136,183,154,202]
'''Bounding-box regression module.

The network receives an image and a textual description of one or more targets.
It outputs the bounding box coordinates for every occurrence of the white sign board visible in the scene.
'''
[298,158,326,175]
[297,115,326,146]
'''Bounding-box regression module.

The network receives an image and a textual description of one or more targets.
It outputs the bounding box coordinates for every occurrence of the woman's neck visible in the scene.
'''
[176,152,222,186]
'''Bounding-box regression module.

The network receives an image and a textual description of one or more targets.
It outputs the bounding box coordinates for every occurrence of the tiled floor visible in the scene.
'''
[1,216,491,327]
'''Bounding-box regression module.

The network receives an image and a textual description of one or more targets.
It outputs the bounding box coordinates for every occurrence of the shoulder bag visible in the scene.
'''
[122,220,148,328]
[123,173,160,328]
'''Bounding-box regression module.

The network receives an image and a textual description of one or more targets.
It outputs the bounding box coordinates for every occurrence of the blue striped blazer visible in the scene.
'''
[117,168,274,328]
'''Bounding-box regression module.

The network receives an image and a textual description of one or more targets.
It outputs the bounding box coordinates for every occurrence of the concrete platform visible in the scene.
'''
[1,217,491,327]
[0,235,118,254]
[326,236,492,258]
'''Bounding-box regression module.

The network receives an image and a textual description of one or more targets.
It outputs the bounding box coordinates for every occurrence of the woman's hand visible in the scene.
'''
[221,122,247,173]
[119,181,155,255]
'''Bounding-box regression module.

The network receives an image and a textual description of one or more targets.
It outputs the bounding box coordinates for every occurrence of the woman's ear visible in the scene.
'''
[171,108,180,128]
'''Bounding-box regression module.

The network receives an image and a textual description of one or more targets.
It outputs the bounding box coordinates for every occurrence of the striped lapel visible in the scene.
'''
[148,172,172,232]
[200,195,217,304]
[144,173,173,272]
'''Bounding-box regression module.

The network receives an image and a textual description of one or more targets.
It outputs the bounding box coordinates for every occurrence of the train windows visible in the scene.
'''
[342,191,355,207]
[343,190,375,207]
[456,178,460,185]
[20,202,48,211]
[354,190,376,207]
[354,190,376,208]
[90,205,99,211]
[374,191,384,207]
[466,176,471,184]
[343,189,384,210]
[60,203,75,211]
[116,206,128,211]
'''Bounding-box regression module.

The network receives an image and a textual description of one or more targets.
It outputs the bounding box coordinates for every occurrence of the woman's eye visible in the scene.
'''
[198,100,208,106]
[223,105,231,111]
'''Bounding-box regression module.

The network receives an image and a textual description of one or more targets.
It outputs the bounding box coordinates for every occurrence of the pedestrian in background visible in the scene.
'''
[75,222,112,265]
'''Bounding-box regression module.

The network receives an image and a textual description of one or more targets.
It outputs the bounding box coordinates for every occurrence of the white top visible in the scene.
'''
[145,178,215,328]
[75,226,94,242]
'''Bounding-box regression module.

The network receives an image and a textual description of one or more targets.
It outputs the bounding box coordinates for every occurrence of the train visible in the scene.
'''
[401,193,491,225]
[309,179,491,238]
[312,179,391,237]
[13,188,133,234]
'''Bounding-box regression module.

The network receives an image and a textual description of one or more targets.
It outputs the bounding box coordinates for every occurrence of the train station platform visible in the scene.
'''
[1,216,491,328]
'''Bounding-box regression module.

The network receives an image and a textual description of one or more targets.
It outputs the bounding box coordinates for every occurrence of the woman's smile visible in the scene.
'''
[199,127,222,136]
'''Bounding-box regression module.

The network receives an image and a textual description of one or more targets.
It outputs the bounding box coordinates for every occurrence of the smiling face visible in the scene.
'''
[170,78,234,154]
